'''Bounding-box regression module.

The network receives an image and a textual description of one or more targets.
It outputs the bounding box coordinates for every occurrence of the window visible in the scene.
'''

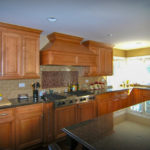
[130,100,150,116]
[107,55,150,87]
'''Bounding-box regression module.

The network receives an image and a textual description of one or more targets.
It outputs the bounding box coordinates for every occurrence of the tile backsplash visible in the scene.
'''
[0,65,105,99]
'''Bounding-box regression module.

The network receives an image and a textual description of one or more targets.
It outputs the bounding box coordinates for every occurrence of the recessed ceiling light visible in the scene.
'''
[107,34,113,37]
[48,17,57,22]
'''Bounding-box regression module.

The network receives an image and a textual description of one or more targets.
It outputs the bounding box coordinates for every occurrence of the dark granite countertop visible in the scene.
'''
[62,100,150,150]
[0,86,150,110]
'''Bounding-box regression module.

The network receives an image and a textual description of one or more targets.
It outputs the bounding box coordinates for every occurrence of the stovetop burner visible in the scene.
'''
[68,90,93,96]
[41,90,95,108]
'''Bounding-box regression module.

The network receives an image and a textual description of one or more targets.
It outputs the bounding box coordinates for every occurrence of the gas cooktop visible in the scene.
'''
[41,90,95,108]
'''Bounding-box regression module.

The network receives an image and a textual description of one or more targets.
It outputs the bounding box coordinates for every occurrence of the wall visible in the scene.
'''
[0,65,104,99]
[113,47,150,57]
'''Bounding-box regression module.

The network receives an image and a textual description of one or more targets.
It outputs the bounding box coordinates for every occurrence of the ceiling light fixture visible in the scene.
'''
[48,17,57,22]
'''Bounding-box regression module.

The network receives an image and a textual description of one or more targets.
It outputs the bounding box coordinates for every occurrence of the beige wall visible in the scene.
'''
[113,47,150,57]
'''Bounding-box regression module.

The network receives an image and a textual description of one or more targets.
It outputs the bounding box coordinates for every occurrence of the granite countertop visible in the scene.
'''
[62,100,150,150]
[0,86,150,110]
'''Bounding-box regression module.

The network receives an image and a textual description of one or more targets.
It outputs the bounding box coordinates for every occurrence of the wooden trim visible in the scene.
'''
[126,47,150,57]
[47,32,83,43]
[82,40,113,49]
[0,22,42,34]
[113,48,126,57]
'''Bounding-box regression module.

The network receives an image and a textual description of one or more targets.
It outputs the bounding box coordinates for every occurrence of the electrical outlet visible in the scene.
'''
[19,83,25,88]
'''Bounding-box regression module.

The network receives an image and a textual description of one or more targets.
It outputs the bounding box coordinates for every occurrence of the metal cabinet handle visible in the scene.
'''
[0,113,8,116]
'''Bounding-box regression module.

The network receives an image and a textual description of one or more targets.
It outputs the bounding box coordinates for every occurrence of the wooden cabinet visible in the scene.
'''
[96,92,112,116]
[0,22,42,79]
[54,105,77,139]
[43,103,54,145]
[1,31,22,78]
[141,89,150,101]
[96,90,129,116]
[132,88,142,104]
[0,108,15,150]
[23,35,40,78]
[111,90,129,111]
[77,100,96,122]
[82,40,113,76]
[15,104,43,150]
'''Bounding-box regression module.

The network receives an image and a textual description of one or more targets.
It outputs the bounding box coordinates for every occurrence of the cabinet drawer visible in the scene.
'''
[96,93,112,102]
[15,103,43,115]
[0,108,14,119]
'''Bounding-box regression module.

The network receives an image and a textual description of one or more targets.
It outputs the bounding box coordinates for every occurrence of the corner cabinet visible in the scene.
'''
[82,40,113,76]
[0,22,42,79]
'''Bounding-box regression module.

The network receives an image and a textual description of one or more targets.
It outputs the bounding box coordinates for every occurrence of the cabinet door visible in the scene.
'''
[43,103,54,144]
[133,89,142,104]
[98,49,105,75]
[1,31,22,78]
[142,89,150,102]
[0,108,15,150]
[23,35,39,78]
[16,104,43,150]
[96,93,112,116]
[104,48,113,75]
[54,105,77,139]
[77,101,96,122]
[98,48,113,76]
[0,31,2,76]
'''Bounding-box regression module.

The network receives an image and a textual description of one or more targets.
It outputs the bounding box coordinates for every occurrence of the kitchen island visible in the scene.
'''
[62,100,150,150]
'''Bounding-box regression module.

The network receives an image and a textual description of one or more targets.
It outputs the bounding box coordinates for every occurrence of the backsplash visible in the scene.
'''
[42,71,78,88]
[0,65,105,99]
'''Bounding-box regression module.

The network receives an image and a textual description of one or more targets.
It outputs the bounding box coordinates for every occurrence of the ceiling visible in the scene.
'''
[0,0,150,49]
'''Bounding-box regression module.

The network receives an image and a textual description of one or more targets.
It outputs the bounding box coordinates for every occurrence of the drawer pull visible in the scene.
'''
[0,113,8,116]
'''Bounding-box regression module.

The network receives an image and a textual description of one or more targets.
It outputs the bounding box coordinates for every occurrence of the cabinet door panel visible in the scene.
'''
[0,108,15,150]
[0,121,15,150]
[105,48,113,75]
[2,32,22,77]
[98,49,105,75]
[23,36,39,78]
[43,103,54,144]
[77,101,96,122]
[54,105,77,138]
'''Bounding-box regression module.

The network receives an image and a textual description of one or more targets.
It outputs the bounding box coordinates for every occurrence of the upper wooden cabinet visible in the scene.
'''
[82,40,113,76]
[0,22,42,79]
[40,32,96,67]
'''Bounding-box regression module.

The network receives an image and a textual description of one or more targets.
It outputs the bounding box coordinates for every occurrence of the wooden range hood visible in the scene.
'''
[40,32,96,67]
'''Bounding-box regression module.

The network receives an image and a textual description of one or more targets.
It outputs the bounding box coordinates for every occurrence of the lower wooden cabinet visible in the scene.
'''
[96,90,129,116]
[132,89,142,104]
[141,89,150,101]
[0,108,15,150]
[54,105,77,139]
[15,104,43,150]
[43,103,54,145]
[77,100,96,122]
[96,93,112,116]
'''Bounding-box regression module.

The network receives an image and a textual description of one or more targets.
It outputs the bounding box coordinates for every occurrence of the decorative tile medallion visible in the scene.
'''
[42,71,78,88]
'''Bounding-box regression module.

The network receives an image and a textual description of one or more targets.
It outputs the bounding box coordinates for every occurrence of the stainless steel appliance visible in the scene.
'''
[42,90,95,108]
